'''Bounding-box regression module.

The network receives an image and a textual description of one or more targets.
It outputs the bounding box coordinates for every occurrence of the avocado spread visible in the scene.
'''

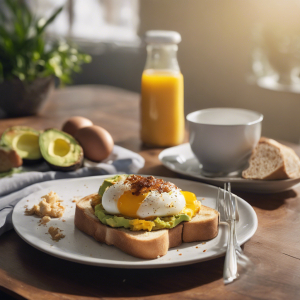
[95,175,191,232]
[98,174,128,197]
[94,203,190,231]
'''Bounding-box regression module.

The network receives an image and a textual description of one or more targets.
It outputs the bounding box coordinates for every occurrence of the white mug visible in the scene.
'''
[186,108,263,176]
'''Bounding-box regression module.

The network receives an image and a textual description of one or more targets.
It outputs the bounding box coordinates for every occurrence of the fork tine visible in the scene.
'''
[223,183,227,205]
[224,183,229,219]
[229,190,234,220]
[235,196,239,222]
[216,187,221,211]
[227,182,236,220]
[224,189,229,220]
[228,182,231,193]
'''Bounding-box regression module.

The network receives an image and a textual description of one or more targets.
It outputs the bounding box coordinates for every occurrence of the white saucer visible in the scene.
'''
[159,143,300,193]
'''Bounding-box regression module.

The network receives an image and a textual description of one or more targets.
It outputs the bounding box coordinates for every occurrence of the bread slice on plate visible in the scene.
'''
[242,137,300,180]
[75,193,219,259]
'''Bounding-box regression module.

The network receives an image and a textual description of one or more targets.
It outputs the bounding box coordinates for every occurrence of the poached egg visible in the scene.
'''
[101,175,200,219]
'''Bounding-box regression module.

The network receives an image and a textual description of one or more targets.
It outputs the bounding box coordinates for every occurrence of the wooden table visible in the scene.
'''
[0,85,299,300]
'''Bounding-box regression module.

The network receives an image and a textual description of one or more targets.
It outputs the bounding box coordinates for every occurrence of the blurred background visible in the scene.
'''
[4,0,300,143]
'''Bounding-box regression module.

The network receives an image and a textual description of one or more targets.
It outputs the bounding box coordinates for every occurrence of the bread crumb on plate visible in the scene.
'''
[39,216,51,226]
[48,226,65,241]
[25,191,65,218]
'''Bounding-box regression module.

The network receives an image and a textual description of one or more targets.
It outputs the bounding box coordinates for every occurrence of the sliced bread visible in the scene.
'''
[242,137,300,180]
[74,193,219,259]
[0,146,22,172]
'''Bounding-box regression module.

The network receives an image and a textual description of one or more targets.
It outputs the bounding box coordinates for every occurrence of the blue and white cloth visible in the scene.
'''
[0,145,144,236]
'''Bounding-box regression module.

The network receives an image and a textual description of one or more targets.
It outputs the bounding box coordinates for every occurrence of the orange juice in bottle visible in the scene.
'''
[141,31,184,147]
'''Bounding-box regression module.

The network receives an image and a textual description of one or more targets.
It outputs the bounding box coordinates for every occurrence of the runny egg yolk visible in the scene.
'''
[116,190,200,219]
[180,191,201,218]
[117,191,148,218]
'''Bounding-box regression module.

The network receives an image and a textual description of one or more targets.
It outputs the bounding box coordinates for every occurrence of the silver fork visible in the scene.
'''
[217,183,252,284]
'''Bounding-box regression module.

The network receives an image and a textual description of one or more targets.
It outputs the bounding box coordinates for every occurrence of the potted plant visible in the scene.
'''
[0,0,91,117]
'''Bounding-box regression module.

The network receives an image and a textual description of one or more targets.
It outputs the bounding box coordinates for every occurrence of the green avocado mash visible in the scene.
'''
[94,204,190,231]
[98,174,128,197]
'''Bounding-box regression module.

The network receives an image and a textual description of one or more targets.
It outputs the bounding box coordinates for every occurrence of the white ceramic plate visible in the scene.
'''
[159,143,300,194]
[13,175,257,269]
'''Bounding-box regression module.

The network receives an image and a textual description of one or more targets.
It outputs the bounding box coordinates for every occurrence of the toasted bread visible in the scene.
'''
[242,137,300,180]
[74,193,219,259]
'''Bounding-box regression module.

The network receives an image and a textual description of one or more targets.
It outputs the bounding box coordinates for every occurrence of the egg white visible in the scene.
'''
[136,189,185,218]
[102,180,131,215]
[101,178,186,218]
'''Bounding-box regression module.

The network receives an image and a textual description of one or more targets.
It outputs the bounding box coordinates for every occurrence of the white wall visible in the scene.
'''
[75,0,300,143]
[139,0,300,143]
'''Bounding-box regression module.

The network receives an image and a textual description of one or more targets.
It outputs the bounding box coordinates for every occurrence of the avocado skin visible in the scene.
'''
[46,157,83,172]
[39,128,84,172]
[1,126,43,164]
[22,157,44,165]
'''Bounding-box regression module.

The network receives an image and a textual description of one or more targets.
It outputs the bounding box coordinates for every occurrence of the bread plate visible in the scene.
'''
[159,143,300,193]
[12,175,257,269]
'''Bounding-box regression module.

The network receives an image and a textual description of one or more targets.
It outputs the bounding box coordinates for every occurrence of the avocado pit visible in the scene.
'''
[49,138,72,158]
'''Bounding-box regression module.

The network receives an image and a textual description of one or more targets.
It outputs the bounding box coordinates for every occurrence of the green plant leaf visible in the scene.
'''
[36,37,45,54]
[22,3,32,31]
[36,6,63,35]
[14,22,24,40]
[83,54,92,63]
[0,25,10,40]
[0,1,90,83]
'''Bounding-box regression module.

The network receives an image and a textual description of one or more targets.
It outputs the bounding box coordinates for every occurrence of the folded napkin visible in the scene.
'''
[0,145,144,236]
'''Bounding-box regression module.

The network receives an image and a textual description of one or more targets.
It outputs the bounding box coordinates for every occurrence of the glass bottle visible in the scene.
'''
[141,30,184,147]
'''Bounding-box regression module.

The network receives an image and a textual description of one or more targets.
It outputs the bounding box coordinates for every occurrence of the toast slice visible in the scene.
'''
[75,193,219,259]
[242,137,300,180]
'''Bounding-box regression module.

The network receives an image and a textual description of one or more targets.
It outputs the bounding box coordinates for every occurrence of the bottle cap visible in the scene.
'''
[145,30,181,44]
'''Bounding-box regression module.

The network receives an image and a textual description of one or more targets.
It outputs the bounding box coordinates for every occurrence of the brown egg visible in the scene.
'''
[74,125,114,162]
[62,116,93,137]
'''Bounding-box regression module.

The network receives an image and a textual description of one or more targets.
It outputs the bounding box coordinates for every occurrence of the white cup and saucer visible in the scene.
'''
[186,108,263,178]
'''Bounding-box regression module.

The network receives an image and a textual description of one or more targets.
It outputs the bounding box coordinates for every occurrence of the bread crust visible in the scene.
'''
[182,206,219,243]
[74,193,219,259]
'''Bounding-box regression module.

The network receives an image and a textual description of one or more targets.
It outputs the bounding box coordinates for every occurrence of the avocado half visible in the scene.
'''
[1,126,42,164]
[39,129,83,171]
